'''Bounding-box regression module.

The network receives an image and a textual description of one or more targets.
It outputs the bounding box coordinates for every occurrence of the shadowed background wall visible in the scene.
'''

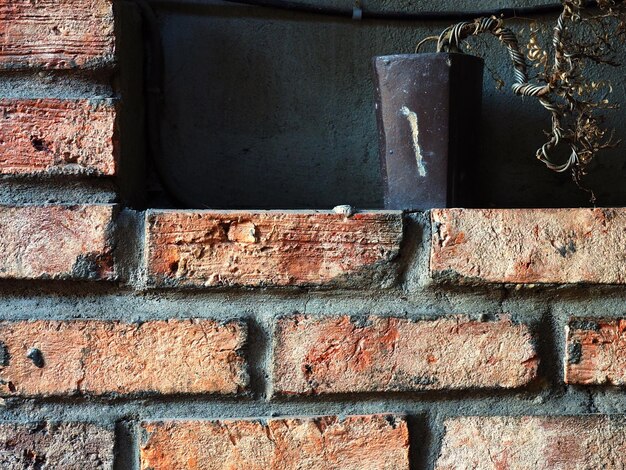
[149,0,626,209]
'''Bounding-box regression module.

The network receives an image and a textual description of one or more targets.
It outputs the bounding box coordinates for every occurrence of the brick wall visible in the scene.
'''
[2,2,626,469]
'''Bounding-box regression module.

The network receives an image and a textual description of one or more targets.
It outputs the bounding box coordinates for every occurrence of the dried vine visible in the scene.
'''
[419,0,626,199]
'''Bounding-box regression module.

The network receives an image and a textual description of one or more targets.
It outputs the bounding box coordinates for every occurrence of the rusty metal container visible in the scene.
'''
[372,53,484,209]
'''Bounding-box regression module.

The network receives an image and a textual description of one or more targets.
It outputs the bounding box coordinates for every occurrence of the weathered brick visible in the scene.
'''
[0,204,115,280]
[431,208,626,284]
[0,99,116,176]
[565,318,626,385]
[0,422,113,469]
[436,416,626,469]
[272,315,538,395]
[145,211,403,288]
[0,0,115,69]
[140,415,409,470]
[0,319,248,397]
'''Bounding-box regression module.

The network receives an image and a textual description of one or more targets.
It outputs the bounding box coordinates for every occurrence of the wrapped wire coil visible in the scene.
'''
[419,14,578,174]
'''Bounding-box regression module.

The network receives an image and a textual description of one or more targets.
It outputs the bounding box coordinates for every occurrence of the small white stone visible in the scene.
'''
[333,205,355,217]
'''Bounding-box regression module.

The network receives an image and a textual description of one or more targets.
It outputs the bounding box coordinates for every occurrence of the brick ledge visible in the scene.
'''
[431,208,626,285]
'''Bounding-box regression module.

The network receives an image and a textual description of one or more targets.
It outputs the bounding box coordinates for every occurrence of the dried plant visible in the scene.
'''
[419,0,626,200]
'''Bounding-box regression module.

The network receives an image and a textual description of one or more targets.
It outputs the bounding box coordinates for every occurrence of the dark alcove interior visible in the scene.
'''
[141,0,626,209]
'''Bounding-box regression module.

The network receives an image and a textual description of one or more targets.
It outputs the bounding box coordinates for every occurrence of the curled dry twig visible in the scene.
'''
[419,0,626,200]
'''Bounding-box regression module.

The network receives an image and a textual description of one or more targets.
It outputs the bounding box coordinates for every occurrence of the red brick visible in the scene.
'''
[431,208,626,284]
[0,319,247,397]
[0,422,113,469]
[0,0,115,69]
[140,415,409,470]
[145,210,403,288]
[565,318,626,385]
[0,204,115,280]
[0,99,116,176]
[272,315,538,395]
[436,416,626,469]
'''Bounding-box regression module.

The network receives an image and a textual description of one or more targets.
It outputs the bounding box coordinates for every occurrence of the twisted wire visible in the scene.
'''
[434,13,579,173]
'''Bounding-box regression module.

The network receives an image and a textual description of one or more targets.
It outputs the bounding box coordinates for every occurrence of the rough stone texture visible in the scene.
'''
[145,210,403,287]
[272,315,538,395]
[140,415,409,470]
[565,318,626,385]
[436,416,626,469]
[0,0,115,69]
[0,319,248,397]
[0,99,116,176]
[0,204,115,280]
[0,422,114,469]
[431,208,626,284]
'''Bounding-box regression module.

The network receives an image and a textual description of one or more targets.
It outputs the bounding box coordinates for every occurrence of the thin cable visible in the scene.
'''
[132,0,197,208]
[149,0,598,21]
